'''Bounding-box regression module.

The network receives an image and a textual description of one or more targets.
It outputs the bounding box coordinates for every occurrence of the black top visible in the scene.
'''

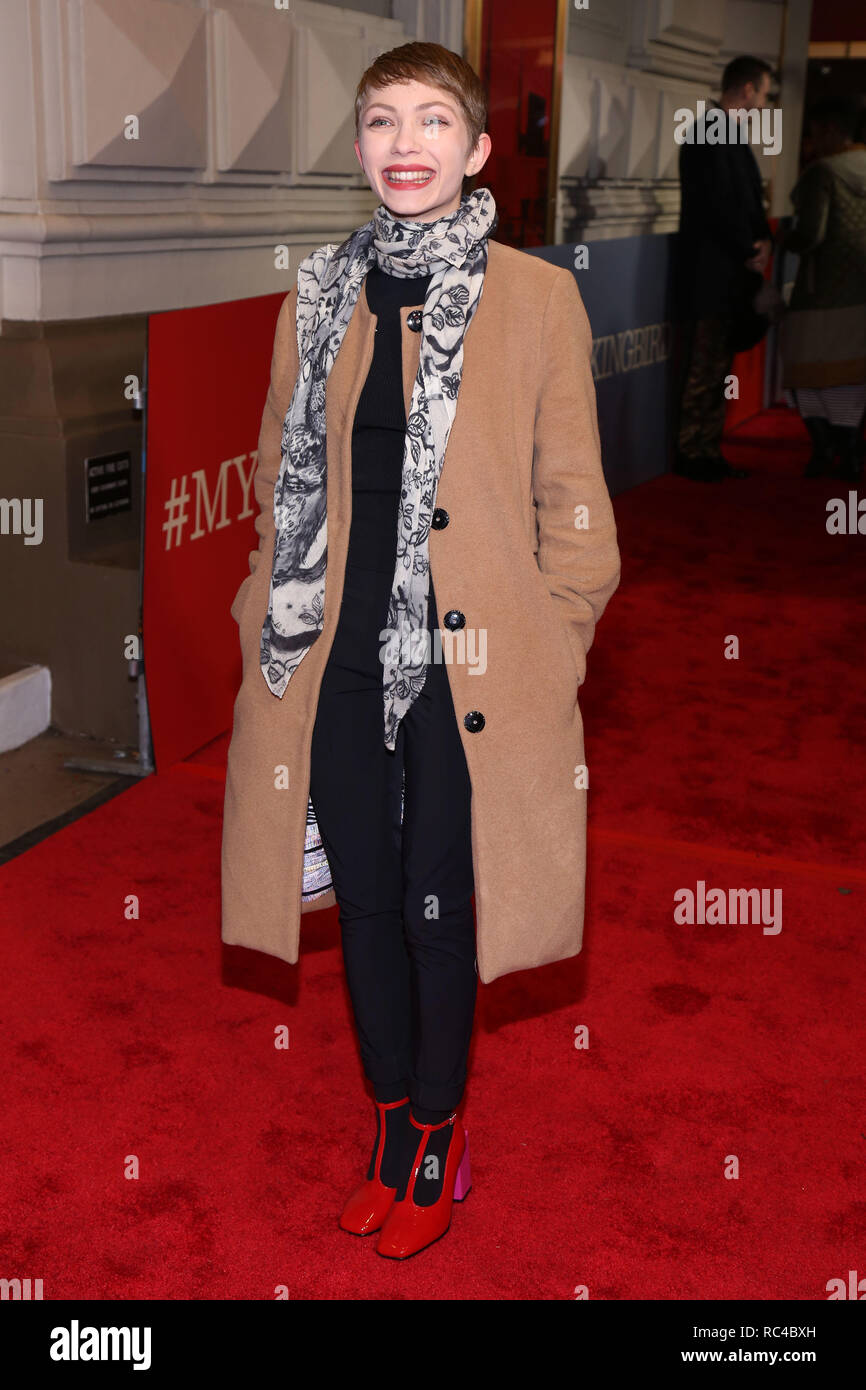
[346,264,432,575]
[676,103,773,319]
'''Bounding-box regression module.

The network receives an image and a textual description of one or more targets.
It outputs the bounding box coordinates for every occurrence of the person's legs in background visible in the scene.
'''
[675,317,742,481]
[793,385,866,480]
[824,385,866,481]
[793,387,836,477]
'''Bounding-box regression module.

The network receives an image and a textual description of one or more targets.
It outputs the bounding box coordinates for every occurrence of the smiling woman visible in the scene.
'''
[353,46,491,222]
[221,39,620,1263]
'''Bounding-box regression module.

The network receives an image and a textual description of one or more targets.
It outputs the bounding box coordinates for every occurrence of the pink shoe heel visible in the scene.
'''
[453,1128,471,1201]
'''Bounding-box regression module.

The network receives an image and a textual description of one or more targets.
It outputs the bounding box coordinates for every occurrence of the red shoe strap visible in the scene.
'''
[409,1112,456,1132]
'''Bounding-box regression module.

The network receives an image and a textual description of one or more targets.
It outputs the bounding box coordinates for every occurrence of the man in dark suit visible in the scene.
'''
[675,56,776,482]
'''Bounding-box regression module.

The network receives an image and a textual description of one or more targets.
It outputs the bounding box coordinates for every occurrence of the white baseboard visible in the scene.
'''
[0,665,51,754]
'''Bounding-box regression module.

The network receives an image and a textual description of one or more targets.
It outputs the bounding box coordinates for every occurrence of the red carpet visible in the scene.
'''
[1,407,863,1299]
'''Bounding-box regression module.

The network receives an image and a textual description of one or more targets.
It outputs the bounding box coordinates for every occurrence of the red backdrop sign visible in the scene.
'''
[143,292,285,769]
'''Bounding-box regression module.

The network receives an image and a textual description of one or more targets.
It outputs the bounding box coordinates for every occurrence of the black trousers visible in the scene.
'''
[675,316,736,460]
[309,562,477,1113]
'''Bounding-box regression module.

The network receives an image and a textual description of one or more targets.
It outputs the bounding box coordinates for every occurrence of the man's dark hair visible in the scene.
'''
[807,97,859,141]
[721,56,775,96]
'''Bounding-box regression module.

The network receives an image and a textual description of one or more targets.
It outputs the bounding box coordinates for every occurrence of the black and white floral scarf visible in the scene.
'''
[260,187,497,751]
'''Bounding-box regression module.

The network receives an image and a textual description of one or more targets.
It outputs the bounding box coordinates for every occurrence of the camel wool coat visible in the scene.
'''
[221,237,621,984]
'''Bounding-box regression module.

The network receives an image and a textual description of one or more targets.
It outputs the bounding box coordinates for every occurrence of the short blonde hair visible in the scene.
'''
[355,41,488,185]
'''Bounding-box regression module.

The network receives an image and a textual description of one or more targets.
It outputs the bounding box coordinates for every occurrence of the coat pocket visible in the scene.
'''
[529,561,585,693]
[551,603,585,690]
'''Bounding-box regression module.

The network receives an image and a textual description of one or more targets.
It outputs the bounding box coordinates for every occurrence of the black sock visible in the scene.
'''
[393,1106,457,1205]
[412,1104,453,1125]
[366,1096,411,1189]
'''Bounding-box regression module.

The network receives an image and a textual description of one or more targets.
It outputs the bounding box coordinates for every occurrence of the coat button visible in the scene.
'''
[464,710,485,733]
[432,508,449,529]
[407,309,423,332]
[443,609,465,630]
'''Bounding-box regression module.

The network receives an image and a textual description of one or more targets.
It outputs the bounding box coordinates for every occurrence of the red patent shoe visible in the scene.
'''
[339,1097,409,1236]
[376,1112,471,1259]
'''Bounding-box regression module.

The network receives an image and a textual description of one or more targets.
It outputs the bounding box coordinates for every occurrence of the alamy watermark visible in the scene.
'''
[0,498,43,545]
[674,879,782,934]
[378,625,486,673]
[674,100,782,157]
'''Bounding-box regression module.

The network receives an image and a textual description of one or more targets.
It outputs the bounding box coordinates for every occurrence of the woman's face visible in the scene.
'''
[354,78,491,223]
